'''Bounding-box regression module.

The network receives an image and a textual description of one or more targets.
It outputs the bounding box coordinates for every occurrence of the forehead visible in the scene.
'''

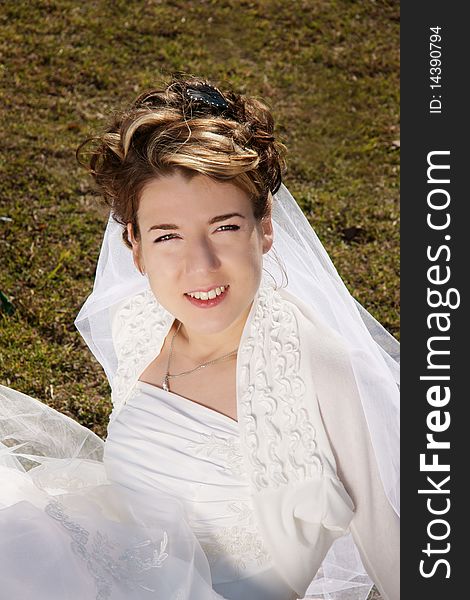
[138,172,253,222]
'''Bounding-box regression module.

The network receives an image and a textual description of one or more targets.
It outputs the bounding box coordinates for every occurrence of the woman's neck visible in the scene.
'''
[174,302,253,365]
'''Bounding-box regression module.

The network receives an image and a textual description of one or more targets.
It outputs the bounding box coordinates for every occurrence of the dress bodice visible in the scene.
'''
[104,381,297,600]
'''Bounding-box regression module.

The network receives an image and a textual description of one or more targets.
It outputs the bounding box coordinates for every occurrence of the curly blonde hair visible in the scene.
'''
[77,74,287,248]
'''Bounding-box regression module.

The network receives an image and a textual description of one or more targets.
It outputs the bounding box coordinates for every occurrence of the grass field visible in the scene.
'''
[1,2,398,598]
[0,0,399,433]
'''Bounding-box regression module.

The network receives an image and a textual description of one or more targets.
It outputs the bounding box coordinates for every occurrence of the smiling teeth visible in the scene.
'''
[187,286,226,300]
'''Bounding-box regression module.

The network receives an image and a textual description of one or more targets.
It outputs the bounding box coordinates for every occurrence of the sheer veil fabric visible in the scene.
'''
[0,385,224,600]
[0,183,399,599]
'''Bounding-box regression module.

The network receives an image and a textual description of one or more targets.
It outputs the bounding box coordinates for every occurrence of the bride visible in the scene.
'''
[0,75,399,600]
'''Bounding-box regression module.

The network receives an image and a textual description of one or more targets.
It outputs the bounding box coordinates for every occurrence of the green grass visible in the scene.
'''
[0,0,399,438]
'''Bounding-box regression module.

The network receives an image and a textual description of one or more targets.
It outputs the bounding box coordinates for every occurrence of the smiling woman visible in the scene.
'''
[130,174,271,358]
[0,75,399,600]
[128,173,273,423]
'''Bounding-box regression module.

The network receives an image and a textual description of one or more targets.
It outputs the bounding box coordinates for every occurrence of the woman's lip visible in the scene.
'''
[184,286,229,308]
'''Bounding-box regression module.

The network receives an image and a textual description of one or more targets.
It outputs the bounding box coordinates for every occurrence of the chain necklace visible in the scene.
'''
[162,321,238,392]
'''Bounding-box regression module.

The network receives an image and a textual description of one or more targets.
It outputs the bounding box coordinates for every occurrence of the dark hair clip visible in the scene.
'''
[185,84,229,110]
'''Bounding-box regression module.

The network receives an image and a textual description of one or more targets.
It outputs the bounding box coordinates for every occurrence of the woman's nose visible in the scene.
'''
[184,238,221,274]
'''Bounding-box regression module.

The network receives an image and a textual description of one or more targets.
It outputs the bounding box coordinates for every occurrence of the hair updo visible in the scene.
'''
[77,74,287,248]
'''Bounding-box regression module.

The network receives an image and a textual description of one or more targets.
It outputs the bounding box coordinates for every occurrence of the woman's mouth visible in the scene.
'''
[184,285,229,308]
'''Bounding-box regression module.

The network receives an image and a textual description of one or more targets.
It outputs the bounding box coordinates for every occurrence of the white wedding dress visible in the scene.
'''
[0,380,299,600]
[0,372,377,600]
[106,380,298,600]
[0,384,222,600]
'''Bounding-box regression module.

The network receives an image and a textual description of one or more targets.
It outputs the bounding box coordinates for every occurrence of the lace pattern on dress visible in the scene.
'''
[45,499,169,600]
[186,432,246,477]
[184,432,272,576]
[111,290,173,422]
[238,277,322,491]
[201,525,271,577]
[191,500,272,578]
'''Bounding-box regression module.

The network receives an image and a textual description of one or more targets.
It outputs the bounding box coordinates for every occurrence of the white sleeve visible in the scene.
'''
[316,369,400,600]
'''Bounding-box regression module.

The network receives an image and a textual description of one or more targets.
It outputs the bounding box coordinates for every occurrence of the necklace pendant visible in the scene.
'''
[163,375,169,392]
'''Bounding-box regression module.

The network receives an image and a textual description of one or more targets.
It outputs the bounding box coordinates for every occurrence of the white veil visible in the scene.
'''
[74,182,399,598]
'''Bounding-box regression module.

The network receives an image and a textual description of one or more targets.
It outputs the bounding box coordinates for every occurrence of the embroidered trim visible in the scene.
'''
[193,500,272,577]
[186,432,246,477]
[238,279,322,491]
[187,480,272,577]
[45,499,169,599]
[201,525,271,577]
[183,428,272,575]
[111,290,173,421]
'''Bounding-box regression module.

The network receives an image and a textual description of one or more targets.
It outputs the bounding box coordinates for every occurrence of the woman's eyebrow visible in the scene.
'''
[147,212,246,232]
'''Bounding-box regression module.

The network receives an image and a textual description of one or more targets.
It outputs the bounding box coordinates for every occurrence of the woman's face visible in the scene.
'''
[127,171,273,337]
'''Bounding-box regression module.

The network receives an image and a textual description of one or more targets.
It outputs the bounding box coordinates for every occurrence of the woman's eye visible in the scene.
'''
[153,234,178,243]
[153,225,239,243]
[217,224,240,232]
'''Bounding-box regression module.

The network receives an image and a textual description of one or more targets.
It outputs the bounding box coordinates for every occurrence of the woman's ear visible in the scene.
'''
[260,214,274,254]
[260,191,274,254]
[127,223,145,275]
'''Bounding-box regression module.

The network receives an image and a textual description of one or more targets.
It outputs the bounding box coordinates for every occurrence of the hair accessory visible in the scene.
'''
[185,83,229,110]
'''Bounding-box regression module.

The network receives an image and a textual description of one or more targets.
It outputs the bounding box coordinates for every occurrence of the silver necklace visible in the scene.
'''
[162,321,238,392]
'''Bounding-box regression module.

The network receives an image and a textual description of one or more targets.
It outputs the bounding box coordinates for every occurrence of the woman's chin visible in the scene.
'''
[179,304,252,339]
